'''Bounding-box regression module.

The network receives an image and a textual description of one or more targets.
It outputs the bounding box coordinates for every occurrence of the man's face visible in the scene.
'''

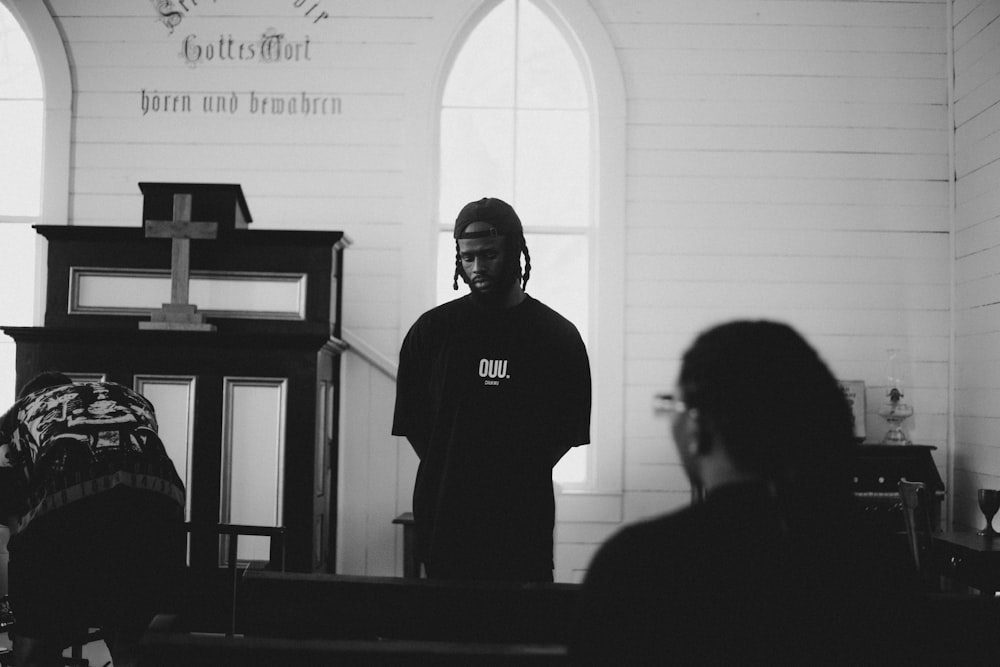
[667,386,700,484]
[457,225,511,297]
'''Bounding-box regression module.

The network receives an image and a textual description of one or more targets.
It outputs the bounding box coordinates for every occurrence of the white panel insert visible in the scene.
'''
[134,375,196,521]
[70,267,307,320]
[221,377,286,563]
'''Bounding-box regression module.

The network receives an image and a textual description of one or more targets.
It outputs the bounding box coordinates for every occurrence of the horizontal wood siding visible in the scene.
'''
[42,0,442,578]
[952,0,1000,530]
[597,0,951,539]
[47,0,437,357]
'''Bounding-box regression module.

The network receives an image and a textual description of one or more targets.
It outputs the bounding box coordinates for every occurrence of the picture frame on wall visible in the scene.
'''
[838,380,867,442]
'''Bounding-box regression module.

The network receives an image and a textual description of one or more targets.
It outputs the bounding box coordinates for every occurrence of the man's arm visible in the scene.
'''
[392,320,433,459]
[551,323,592,464]
[551,443,573,467]
[406,435,429,460]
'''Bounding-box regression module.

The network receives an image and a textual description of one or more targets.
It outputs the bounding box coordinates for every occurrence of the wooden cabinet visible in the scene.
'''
[3,201,348,573]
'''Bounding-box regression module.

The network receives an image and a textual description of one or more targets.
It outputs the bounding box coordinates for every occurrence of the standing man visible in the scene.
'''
[393,197,591,582]
[0,372,186,667]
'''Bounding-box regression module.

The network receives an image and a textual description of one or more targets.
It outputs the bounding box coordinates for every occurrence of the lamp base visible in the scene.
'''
[881,424,911,445]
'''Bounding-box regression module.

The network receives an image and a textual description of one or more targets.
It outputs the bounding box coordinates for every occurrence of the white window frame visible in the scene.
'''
[0,1,71,410]
[1,0,71,325]
[1,0,71,229]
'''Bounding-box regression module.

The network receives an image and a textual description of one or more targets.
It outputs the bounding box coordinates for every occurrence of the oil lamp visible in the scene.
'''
[878,348,913,445]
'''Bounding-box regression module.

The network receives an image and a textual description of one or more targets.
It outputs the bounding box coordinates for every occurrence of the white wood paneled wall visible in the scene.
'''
[600,0,952,562]
[48,0,418,357]
[42,0,439,578]
[953,0,1000,529]
[30,0,972,581]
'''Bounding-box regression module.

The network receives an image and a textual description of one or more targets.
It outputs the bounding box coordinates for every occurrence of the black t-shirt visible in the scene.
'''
[393,294,591,580]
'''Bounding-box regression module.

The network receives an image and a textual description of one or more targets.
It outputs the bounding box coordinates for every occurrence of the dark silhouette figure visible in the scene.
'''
[0,372,185,667]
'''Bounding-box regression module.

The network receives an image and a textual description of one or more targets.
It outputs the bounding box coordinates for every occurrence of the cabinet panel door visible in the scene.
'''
[222,377,286,562]
[135,375,196,520]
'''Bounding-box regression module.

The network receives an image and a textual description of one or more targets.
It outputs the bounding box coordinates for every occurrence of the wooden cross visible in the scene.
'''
[140,193,219,331]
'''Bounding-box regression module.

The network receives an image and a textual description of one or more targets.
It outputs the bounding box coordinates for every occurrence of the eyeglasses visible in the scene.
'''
[655,393,687,415]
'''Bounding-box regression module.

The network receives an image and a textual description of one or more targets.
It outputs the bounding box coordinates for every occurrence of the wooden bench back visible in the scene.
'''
[139,614,570,666]
[238,570,581,644]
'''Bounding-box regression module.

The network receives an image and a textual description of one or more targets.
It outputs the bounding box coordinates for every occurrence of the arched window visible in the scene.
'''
[437,0,593,485]
[0,0,71,407]
[0,1,44,406]
[0,2,42,217]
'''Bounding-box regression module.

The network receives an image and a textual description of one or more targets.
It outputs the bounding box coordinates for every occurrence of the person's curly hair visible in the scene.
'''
[678,320,856,530]
[17,371,73,400]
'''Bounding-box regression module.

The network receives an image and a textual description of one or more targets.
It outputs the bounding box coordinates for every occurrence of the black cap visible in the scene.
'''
[453,198,523,239]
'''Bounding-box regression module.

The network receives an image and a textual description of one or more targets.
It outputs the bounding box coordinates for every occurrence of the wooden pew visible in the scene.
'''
[140,571,1000,666]
[237,570,581,643]
[137,571,579,666]
[139,614,569,667]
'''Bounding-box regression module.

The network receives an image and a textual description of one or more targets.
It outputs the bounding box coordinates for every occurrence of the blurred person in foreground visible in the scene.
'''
[571,320,923,666]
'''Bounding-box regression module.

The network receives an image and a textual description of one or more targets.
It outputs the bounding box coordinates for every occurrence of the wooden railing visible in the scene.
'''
[342,327,397,381]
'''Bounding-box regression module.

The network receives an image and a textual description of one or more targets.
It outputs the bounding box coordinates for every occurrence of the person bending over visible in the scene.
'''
[0,372,185,667]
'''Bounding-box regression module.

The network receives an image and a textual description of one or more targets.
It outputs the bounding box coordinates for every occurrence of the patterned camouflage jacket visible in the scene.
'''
[0,381,185,531]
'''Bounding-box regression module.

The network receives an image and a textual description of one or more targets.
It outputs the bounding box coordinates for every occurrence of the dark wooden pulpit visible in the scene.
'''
[2,183,349,573]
